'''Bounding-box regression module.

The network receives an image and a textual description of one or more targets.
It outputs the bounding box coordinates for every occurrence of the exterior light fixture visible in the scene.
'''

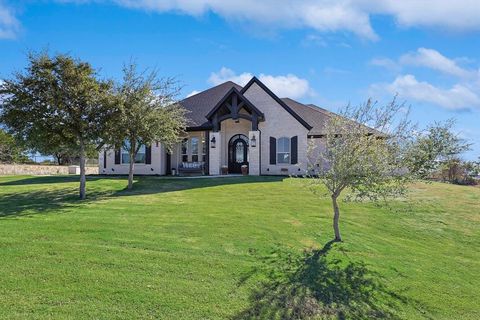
[210,136,216,148]
[250,134,256,147]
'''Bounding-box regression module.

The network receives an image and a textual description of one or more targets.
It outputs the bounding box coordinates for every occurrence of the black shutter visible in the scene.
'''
[114,149,121,164]
[145,145,152,164]
[103,150,107,168]
[269,137,276,165]
[291,136,298,164]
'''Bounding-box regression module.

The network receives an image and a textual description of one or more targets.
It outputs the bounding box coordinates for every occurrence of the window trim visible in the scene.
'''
[276,137,291,164]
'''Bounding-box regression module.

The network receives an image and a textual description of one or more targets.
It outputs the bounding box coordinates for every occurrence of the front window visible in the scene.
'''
[181,138,188,162]
[121,141,146,164]
[277,137,290,164]
[191,137,199,162]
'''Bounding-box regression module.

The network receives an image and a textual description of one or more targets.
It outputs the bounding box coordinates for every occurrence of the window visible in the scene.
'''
[277,137,290,164]
[121,141,146,164]
[191,137,199,162]
[181,138,188,162]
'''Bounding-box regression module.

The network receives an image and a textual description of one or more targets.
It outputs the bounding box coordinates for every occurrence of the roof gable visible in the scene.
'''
[240,77,312,130]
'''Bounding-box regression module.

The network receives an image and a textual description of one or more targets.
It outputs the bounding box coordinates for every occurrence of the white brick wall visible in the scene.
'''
[243,82,309,175]
[208,131,221,175]
[99,142,165,175]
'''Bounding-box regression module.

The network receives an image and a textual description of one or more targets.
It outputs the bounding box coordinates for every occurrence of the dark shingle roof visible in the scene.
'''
[179,80,380,136]
[282,98,381,136]
[179,81,242,128]
[281,98,331,135]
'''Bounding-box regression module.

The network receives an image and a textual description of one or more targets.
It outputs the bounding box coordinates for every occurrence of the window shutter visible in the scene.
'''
[270,137,276,165]
[145,145,152,164]
[291,136,298,164]
[103,150,107,168]
[114,149,121,164]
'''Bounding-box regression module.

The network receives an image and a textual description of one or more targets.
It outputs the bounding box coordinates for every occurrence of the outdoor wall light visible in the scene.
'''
[250,134,256,147]
[210,136,216,148]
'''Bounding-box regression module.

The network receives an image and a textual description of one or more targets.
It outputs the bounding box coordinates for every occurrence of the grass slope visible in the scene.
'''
[0,175,479,319]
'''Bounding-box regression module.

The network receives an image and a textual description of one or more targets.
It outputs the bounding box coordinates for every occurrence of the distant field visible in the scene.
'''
[0,175,478,319]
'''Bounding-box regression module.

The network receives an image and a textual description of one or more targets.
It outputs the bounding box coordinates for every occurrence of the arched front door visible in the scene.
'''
[228,134,249,174]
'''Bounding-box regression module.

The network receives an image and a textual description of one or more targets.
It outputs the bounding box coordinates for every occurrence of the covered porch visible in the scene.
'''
[169,87,264,176]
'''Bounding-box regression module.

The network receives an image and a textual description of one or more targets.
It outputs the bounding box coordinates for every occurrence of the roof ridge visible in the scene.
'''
[182,81,242,101]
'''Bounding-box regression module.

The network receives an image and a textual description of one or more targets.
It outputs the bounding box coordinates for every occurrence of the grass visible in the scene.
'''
[0,175,479,319]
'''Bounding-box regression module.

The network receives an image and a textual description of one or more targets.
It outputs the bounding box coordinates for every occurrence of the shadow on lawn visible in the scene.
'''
[0,175,285,218]
[0,188,113,218]
[233,241,430,320]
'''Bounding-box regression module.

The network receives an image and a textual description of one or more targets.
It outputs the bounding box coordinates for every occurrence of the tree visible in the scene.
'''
[108,63,186,189]
[306,99,416,242]
[0,128,29,163]
[406,119,471,179]
[0,52,116,199]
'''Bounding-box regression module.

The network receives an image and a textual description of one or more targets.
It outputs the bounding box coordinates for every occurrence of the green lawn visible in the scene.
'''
[0,175,479,319]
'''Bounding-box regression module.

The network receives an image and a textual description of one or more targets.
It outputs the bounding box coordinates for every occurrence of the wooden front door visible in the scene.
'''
[228,135,248,174]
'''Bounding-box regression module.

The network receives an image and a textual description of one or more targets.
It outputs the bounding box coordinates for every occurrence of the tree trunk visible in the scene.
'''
[127,149,135,189]
[79,141,86,200]
[331,195,342,241]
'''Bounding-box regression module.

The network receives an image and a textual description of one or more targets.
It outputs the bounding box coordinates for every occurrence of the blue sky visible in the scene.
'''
[1,1,479,159]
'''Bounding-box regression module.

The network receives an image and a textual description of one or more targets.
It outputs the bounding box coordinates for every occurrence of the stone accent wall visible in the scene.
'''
[0,164,98,176]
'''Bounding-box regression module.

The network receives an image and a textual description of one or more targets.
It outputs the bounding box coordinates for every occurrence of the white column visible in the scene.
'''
[209,131,221,175]
[248,130,260,176]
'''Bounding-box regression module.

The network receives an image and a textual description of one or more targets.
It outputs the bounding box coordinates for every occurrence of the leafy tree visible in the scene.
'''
[0,128,29,163]
[306,99,417,242]
[0,52,116,199]
[306,100,472,241]
[406,119,471,179]
[108,63,187,189]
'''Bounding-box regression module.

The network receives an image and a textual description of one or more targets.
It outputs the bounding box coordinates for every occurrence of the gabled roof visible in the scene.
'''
[282,97,381,136]
[178,77,378,135]
[205,86,264,120]
[241,77,312,130]
[179,81,242,129]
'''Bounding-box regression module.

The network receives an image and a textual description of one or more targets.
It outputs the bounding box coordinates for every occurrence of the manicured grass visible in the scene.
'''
[0,175,479,319]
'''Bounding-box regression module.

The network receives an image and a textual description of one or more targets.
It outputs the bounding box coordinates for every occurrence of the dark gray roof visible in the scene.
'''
[281,98,331,135]
[282,98,381,136]
[179,81,242,128]
[179,80,379,136]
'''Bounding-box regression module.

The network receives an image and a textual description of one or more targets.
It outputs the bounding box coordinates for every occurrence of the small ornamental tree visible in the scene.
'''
[109,63,187,189]
[306,99,416,242]
[0,52,116,199]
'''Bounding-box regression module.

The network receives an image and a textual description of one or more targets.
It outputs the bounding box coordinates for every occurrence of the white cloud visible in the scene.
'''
[372,74,480,111]
[208,67,313,99]
[399,48,474,79]
[75,0,480,40]
[369,57,400,72]
[0,2,19,39]
[186,90,200,98]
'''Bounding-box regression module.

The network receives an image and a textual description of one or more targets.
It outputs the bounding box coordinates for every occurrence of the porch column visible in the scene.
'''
[209,131,222,175]
[248,130,260,176]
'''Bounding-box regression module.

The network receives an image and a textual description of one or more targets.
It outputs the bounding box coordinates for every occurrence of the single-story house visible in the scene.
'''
[99,76,342,176]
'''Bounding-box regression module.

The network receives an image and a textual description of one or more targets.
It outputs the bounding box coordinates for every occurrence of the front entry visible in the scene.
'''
[228,134,249,174]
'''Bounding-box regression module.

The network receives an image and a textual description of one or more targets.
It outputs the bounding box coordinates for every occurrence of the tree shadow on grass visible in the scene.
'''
[0,175,285,218]
[233,241,431,320]
[0,188,113,218]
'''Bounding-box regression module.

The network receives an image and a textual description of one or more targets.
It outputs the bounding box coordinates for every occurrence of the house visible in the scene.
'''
[99,76,338,176]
